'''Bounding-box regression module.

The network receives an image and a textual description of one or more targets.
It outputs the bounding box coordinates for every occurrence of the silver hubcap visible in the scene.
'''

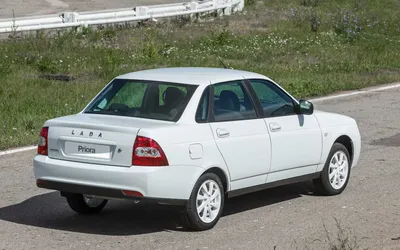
[83,195,105,208]
[196,180,221,223]
[328,151,349,190]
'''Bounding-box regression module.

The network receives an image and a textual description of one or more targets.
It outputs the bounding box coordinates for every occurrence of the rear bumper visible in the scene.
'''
[33,155,204,202]
[37,180,185,205]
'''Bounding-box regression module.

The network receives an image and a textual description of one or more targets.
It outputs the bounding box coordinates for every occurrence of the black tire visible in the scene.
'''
[66,193,108,214]
[180,173,225,231]
[314,143,351,196]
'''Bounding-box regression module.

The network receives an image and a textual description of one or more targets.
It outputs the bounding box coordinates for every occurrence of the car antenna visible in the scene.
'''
[217,56,229,69]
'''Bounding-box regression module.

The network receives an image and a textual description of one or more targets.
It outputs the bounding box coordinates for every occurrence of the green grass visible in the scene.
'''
[1,0,400,150]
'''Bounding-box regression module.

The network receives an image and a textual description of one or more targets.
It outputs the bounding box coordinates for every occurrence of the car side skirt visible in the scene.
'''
[36,180,186,206]
[226,172,321,198]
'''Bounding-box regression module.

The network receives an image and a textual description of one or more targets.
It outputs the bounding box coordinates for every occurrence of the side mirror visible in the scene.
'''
[297,99,314,115]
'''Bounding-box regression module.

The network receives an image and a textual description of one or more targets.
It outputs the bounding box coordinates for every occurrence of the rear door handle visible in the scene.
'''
[269,123,281,132]
[216,129,230,138]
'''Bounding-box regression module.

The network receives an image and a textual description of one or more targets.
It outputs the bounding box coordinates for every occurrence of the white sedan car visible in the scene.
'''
[33,67,361,230]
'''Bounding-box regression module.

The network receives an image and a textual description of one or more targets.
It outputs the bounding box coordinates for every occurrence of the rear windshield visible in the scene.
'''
[84,79,198,122]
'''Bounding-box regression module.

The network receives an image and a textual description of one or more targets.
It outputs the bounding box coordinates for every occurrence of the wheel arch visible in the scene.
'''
[201,166,230,193]
[333,135,354,165]
[317,127,358,172]
[313,134,354,196]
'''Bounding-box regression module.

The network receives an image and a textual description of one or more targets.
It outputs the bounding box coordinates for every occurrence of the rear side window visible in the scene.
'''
[212,80,257,122]
[195,87,210,123]
[85,79,198,122]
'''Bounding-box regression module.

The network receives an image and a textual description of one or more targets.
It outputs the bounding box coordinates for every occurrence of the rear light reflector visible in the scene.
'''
[36,179,46,185]
[38,127,49,156]
[132,136,169,166]
[122,190,143,197]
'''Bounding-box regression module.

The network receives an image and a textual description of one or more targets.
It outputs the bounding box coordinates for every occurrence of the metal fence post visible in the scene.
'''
[136,7,149,17]
[190,2,200,21]
[62,12,79,23]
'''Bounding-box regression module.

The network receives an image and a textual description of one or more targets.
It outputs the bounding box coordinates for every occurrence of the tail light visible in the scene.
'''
[38,127,49,155]
[132,136,169,166]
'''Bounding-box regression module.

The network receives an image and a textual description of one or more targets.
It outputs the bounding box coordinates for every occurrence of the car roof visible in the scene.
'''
[116,67,270,85]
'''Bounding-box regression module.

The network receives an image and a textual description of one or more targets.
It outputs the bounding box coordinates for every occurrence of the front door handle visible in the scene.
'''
[216,128,230,138]
[269,123,281,132]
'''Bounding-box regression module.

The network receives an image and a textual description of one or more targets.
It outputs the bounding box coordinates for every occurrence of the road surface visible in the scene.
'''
[0,84,399,249]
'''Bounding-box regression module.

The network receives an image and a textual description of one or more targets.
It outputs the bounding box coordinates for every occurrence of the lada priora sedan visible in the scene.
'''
[34,67,361,230]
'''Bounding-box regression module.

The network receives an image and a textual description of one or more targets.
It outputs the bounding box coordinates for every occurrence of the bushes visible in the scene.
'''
[333,9,363,42]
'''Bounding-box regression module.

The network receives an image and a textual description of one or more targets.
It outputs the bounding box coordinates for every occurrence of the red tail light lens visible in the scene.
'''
[132,136,169,166]
[38,127,49,155]
[122,190,143,197]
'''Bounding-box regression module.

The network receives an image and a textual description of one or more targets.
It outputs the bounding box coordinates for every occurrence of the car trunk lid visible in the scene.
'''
[45,113,172,167]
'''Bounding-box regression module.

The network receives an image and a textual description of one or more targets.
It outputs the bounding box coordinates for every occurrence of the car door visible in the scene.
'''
[206,80,272,187]
[247,79,322,176]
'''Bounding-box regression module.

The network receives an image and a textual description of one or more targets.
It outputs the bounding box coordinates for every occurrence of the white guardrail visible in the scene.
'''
[0,0,244,33]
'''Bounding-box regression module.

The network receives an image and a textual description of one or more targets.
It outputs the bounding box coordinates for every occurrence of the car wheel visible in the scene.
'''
[314,143,351,195]
[66,193,108,214]
[180,173,225,231]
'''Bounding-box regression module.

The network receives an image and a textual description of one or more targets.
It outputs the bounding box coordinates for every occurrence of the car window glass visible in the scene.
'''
[196,87,210,122]
[106,82,147,109]
[159,85,188,106]
[249,79,296,117]
[85,79,197,122]
[213,81,257,122]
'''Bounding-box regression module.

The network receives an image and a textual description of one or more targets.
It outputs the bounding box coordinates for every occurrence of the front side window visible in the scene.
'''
[85,79,198,122]
[249,79,296,117]
[212,80,257,122]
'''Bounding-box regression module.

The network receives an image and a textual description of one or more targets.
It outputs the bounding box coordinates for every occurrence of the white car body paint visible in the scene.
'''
[209,119,271,183]
[31,67,362,202]
[264,114,322,173]
[313,110,361,172]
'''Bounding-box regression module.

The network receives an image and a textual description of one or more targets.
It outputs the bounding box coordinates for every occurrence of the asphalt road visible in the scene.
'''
[0,84,400,250]
[0,0,186,19]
